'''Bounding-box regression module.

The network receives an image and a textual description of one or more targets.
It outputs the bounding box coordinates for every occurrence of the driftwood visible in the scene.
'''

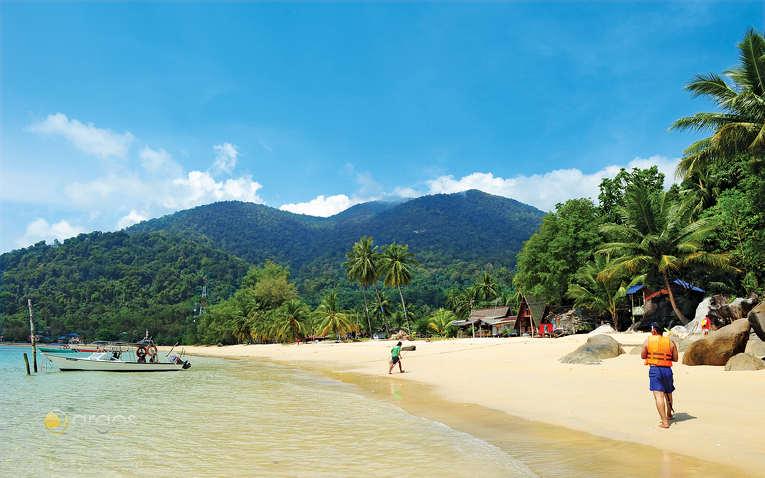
[401,345,416,352]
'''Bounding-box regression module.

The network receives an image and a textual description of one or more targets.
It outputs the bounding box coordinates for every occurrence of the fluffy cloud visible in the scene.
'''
[26,113,134,158]
[140,147,181,175]
[117,210,148,229]
[417,155,681,212]
[17,218,85,247]
[279,194,355,217]
[211,143,239,175]
[170,171,263,208]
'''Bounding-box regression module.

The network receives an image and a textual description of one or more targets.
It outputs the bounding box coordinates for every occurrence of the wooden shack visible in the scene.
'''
[514,295,551,336]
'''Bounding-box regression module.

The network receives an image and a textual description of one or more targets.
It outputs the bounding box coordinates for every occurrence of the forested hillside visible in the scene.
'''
[0,190,545,343]
[127,190,545,298]
[0,231,250,343]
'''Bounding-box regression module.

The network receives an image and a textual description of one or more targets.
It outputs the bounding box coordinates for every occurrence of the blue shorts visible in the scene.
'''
[391,356,400,365]
[649,366,675,393]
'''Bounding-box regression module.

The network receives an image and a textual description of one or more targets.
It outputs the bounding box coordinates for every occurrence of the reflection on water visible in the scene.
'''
[1,347,534,478]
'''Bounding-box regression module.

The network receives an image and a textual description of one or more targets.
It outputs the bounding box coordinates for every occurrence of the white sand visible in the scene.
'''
[174,333,765,475]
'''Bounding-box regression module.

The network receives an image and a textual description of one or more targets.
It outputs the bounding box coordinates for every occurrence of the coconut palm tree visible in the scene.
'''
[371,292,393,334]
[476,272,499,303]
[669,28,765,179]
[445,286,479,320]
[566,255,640,330]
[313,290,357,339]
[598,186,735,324]
[271,299,311,343]
[342,236,380,337]
[428,308,457,336]
[378,242,419,334]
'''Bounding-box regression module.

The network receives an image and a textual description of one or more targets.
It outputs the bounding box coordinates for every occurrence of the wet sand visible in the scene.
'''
[174,333,765,477]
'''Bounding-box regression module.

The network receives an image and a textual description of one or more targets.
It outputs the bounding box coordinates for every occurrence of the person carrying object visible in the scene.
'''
[641,322,679,428]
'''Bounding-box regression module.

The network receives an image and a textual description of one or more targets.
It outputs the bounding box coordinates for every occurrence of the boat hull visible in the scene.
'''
[44,354,186,372]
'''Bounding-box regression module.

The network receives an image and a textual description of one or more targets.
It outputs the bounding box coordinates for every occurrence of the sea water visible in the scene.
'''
[0,346,535,478]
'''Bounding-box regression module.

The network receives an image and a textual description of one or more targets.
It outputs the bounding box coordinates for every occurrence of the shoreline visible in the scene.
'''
[172,334,764,477]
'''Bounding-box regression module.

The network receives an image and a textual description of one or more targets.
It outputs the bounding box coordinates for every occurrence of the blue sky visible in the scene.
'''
[1,1,762,253]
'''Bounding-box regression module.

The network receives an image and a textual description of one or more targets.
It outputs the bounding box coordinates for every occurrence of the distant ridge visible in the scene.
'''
[126,189,545,278]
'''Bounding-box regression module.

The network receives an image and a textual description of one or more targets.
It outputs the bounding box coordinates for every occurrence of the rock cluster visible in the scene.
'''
[682,319,751,366]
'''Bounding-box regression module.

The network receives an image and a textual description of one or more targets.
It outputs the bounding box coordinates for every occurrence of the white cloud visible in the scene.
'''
[17,218,84,247]
[26,113,134,158]
[117,210,148,229]
[211,142,239,174]
[140,147,181,175]
[404,155,682,212]
[169,171,263,208]
[260,140,273,152]
[279,194,355,217]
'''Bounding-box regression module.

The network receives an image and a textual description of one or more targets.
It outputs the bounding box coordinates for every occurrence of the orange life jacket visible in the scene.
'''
[644,335,674,367]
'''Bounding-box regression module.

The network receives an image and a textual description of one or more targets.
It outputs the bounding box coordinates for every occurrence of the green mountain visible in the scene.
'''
[0,190,544,343]
[127,189,544,284]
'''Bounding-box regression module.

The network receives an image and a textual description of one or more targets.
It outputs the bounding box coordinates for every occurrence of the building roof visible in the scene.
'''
[469,306,512,320]
[525,295,548,328]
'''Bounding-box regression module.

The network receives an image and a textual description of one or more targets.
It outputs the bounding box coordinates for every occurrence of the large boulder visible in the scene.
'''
[745,334,765,357]
[748,302,765,342]
[560,334,624,364]
[674,334,704,353]
[682,319,751,366]
[709,297,759,328]
[724,353,765,371]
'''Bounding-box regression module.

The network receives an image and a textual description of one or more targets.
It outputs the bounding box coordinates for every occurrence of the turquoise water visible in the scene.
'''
[0,346,535,477]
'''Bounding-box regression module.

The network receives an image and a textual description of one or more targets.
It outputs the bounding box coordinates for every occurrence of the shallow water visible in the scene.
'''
[0,346,534,477]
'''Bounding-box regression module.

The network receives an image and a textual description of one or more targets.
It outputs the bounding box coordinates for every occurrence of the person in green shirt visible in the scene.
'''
[388,341,404,374]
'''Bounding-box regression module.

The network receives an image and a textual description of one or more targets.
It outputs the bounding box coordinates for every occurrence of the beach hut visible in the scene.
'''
[514,295,551,336]
[451,306,516,337]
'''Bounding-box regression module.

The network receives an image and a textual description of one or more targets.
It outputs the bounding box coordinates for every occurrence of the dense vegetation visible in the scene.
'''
[514,29,765,328]
[0,231,250,344]
[0,191,543,343]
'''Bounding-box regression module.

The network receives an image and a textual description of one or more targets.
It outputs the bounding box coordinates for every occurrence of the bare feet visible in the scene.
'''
[667,414,674,420]
[659,423,670,429]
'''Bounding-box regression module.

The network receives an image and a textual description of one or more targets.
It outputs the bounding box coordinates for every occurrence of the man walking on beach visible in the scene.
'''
[388,341,404,374]
[641,323,678,428]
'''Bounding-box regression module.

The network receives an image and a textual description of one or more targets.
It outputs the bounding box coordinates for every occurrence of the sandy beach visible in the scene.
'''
[175,333,765,477]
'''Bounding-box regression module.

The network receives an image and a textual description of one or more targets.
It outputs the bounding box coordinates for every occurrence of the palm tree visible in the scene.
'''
[313,290,357,339]
[371,292,393,334]
[598,186,735,324]
[428,309,457,336]
[271,299,311,343]
[342,236,380,337]
[566,255,639,330]
[378,242,419,334]
[476,272,499,303]
[669,28,765,179]
[445,286,479,320]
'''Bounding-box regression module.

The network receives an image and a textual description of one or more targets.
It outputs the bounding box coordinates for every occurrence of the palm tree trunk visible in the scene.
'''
[373,282,390,335]
[663,272,688,325]
[397,284,411,334]
[361,286,373,338]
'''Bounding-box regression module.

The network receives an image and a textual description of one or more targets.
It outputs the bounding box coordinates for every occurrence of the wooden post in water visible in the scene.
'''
[28,299,37,373]
[23,353,31,375]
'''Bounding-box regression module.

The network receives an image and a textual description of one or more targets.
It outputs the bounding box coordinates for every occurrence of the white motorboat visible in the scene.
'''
[44,341,191,372]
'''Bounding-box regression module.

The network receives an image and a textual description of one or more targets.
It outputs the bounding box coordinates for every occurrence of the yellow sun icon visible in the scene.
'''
[44,410,68,435]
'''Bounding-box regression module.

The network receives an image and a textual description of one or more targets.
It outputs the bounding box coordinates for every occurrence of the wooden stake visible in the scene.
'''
[23,353,30,375]
[28,299,37,373]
